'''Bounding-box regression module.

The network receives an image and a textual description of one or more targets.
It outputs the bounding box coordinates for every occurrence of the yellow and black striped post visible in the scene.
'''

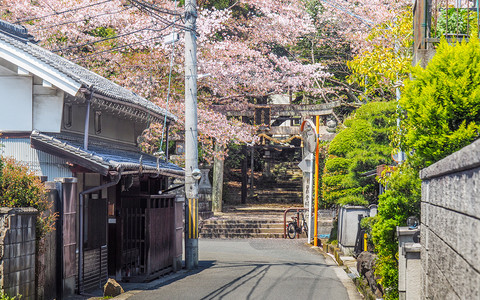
[187,198,199,239]
[185,197,199,269]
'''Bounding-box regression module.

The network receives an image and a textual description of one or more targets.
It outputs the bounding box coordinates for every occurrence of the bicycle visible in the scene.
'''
[287,211,308,239]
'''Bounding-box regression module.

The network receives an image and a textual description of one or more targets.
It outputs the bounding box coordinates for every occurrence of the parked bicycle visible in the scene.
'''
[287,211,308,239]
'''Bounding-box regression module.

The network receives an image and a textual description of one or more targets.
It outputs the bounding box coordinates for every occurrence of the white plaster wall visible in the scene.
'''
[0,76,33,131]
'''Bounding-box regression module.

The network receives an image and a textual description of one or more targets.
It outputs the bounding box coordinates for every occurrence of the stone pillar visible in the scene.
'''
[198,167,213,220]
[212,147,224,212]
[0,207,38,299]
[397,226,421,300]
[404,243,422,300]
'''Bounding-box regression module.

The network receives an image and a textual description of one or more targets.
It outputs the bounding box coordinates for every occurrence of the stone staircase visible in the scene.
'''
[199,205,307,239]
[200,219,285,238]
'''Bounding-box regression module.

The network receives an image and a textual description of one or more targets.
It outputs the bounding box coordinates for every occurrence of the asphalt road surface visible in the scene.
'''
[130,239,354,300]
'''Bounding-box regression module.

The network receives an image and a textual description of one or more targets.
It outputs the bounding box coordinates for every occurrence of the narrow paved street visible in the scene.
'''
[130,239,355,300]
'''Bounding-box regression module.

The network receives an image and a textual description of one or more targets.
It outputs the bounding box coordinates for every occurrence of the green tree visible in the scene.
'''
[347,9,413,101]
[322,101,396,206]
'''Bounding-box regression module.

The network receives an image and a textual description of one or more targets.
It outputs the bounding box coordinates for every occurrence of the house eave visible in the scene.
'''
[0,39,81,96]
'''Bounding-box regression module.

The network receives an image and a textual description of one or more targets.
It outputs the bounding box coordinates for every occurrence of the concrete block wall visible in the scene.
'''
[337,206,369,254]
[397,227,421,300]
[0,207,38,299]
[420,139,480,299]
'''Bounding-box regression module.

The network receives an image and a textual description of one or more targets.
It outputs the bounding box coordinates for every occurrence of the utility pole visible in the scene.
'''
[313,115,320,247]
[184,0,199,270]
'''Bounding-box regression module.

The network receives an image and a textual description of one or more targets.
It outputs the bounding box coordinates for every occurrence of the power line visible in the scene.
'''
[129,0,182,17]
[15,0,113,24]
[52,24,158,53]
[128,0,194,33]
[72,32,168,61]
[30,7,132,32]
[159,0,179,153]
[320,0,373,28]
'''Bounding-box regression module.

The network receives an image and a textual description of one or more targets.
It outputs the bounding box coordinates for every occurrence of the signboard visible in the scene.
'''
[300,119,318,153]
[298,153,314,173]
[254,106,271,126]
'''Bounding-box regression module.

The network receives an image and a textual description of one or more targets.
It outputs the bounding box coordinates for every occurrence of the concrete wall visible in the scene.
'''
[337,206,369,253]
[397,227,421,300]
[420,138,480,299]
[0,207,38,299]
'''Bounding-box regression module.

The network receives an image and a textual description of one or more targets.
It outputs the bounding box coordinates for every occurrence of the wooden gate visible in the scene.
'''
[121,195,176,281]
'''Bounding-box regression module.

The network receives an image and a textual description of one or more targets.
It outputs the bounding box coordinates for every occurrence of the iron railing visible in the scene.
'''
[414,0,480,50]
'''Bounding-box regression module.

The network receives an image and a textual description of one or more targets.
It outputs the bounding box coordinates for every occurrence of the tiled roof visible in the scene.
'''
[31,131,184,178]
[0,20,176,123]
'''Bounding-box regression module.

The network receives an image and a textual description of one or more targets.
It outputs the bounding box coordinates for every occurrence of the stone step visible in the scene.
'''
[200,228,285,234]
[199,232,291,239]
[200,231,308,239]
[202,223,284,229]
[255,188,302,193]
[203,219,283,224]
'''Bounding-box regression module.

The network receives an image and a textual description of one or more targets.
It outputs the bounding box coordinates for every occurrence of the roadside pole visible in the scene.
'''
[308,154,314,243]
[184,0,199,270]
[300,120,318,245]
[313,116,320,247]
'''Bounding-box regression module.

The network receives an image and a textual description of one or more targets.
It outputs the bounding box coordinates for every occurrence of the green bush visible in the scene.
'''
[322,101,396,206]
[0,157,56,239]
[400,37,480,168]
[373,37,480,299]
[433,9,478,38]
[371,164,421,299]
[0,291,18,300]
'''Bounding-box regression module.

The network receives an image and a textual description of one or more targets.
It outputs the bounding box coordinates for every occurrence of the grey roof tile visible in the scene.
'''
[31,131,184,178]
[0,20,177,123]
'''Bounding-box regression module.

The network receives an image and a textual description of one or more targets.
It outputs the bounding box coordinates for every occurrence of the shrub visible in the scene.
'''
[322,101,396,206]
[0,157,56,239]
[371,164,421,299]
[400,37,480,168]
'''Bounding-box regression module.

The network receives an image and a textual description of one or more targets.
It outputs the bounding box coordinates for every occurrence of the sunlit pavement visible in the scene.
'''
[129,239,357,300]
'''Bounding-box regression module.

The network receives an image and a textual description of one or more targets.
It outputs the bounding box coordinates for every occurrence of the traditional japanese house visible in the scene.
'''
[0,20,184,296]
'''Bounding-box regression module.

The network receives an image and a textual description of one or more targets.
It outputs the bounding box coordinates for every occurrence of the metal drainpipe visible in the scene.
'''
[84,87,94,150]
[423,0,428,49]
[165,122,170,162]
[78,172,121,294]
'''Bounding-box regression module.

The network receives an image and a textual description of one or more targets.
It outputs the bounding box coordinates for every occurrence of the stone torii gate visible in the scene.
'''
[210,100,341,209]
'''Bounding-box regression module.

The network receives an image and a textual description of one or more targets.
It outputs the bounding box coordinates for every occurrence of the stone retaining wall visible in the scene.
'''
[0,207,37,299]
[420,139,480,299]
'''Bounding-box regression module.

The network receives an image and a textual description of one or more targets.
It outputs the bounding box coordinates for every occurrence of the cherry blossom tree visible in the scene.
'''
[1,0,330,163]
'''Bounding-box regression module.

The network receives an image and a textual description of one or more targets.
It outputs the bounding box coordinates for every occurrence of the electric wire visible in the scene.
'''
[72,31,168,61]
[52,24,158,53]
[128,0,193,33]
[70,3,185,61]
[320,0,373,28]
[129,0,182,17]
[15,0,113,24]
[30,6,132,32]
[159,0,179,154]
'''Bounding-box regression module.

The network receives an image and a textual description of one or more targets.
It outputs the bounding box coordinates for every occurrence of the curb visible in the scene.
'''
[307,243,363,300]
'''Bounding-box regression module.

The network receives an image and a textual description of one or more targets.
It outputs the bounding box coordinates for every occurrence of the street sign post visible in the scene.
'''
[300,119,318,244]
[298,153,314,243]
